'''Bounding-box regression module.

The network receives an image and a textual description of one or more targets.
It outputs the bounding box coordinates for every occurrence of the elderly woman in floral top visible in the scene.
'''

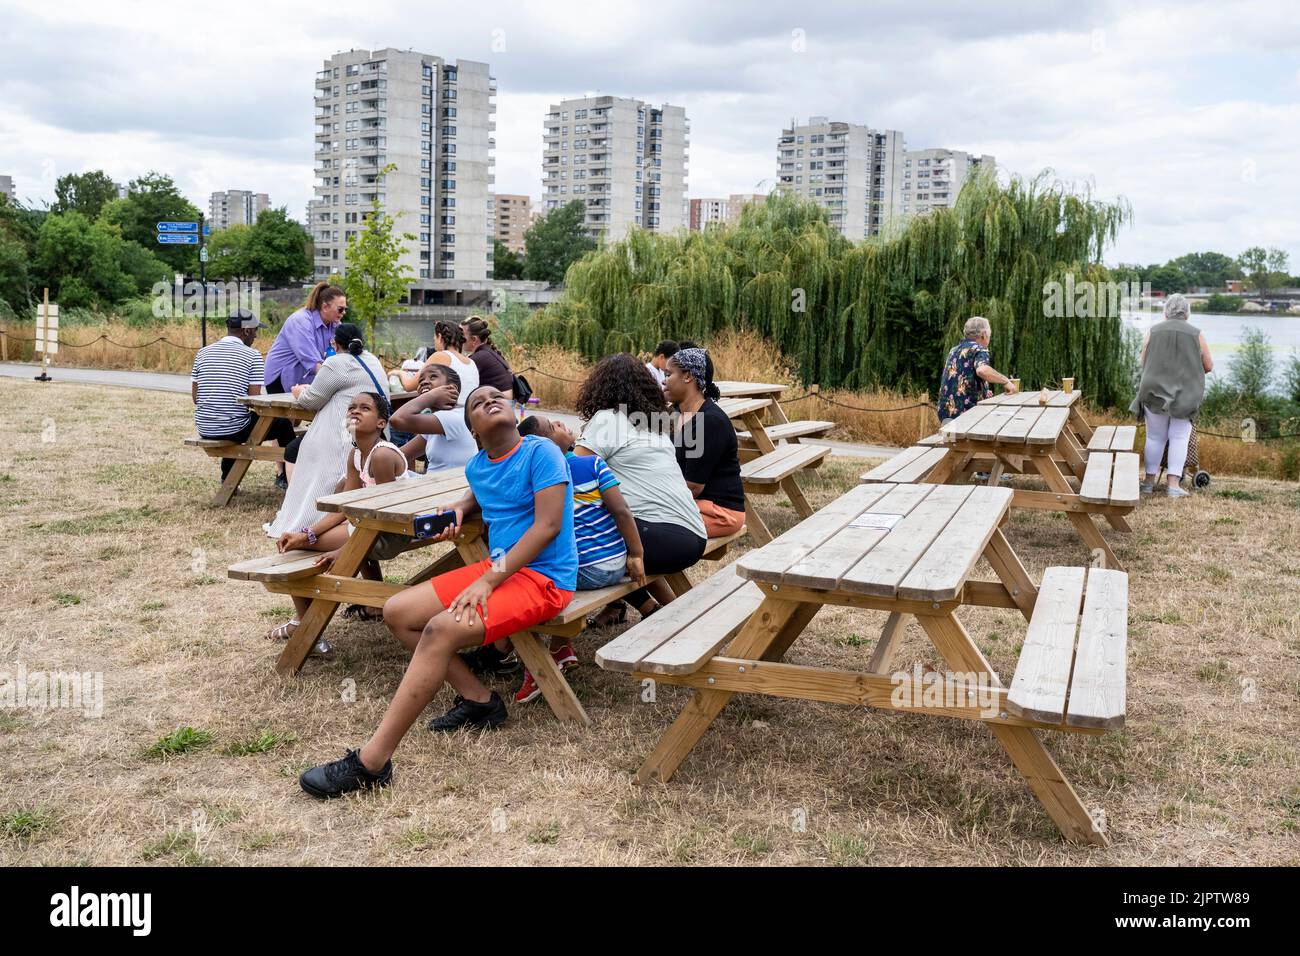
[936,316,1017,423]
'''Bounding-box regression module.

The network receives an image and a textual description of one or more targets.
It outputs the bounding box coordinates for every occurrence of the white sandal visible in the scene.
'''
[267,619,300,641]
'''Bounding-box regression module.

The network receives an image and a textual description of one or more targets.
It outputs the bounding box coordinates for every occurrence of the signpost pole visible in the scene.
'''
[35,287,51,382]
[199,213,207,347]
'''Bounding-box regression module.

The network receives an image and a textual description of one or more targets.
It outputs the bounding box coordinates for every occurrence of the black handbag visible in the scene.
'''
[512,373,534,404]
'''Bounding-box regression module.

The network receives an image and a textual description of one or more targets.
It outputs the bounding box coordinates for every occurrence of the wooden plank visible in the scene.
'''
[860,445,930,482]
[966,405,1020,440]
[1025,406,1070,445]
[323,471,468,516]
[1086,425,1117,452]
[1006,567,1085,724]
[916,433,944,446]
[838,484,974,597]
[637,582,768,674]
[595,566,751,673]
[887,446,950,484]
[939,403,998,440]
[743,443,828,485]
[1066,568,1127,729]
[997,405,1048,443]
[897,486,1013,602]
[717,397,771,419]
[1046,390,1080,407]
[736,483,893,583]
[228,549,321,581]
[715,381,788,398]
[1109,452,1140,507]
[781,483,936,590]
[737,420,834,443]
[1110,425,1137,452]
[1079,452,1114,505]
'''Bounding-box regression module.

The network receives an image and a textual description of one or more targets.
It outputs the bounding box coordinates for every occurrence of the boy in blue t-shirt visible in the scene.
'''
[514,413,646,703]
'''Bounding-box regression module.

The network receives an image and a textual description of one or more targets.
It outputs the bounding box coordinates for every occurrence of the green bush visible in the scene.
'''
[1204,292,1242,313]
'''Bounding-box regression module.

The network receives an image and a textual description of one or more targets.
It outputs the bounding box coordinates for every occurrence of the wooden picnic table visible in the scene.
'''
[915,390,1134,569]
[599,480,1121,846]
[187,389,416,507]
[715,381,790,424]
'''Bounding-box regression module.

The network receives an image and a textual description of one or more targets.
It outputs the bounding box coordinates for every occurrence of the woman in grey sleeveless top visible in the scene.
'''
[1130,294,1213,498]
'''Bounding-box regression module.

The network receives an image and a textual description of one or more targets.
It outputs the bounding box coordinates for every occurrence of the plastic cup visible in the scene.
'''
[1062,377,1074,394]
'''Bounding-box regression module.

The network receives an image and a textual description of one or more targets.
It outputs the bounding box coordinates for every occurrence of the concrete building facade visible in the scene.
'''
[209,189,270,230]
[493,193,531,253]
[901,148,995,216]
[312,48,496,293]
[776,117,904,240]
[689,197,727,231]
[0,175,13,202]
[542,96,688,241]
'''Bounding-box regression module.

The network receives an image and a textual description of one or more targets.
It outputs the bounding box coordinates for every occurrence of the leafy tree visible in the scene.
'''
[1145,264,1187,294]
[492,238,525,279]
[332,167,414,349]
[1166,251,1242,290]
[33,212,137,307]
[1237,246,1290,295]
[206,225,254,282]
[52,171,120,221]
[1283,350,1300,406]
[0,194,42,310]
[1227,326,1274,399]
[100,172,202,272]
[244,208,311,286]
[524,200,597,285]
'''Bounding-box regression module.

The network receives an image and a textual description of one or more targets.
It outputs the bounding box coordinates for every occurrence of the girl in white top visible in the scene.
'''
[424,320,479,406]
[267,391,407,642]
[391,362,479,474]
[266,324,389,538]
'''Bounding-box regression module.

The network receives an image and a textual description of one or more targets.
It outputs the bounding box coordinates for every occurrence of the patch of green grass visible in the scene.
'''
[0,714,23,734]
[1195,660,1231,683]
[526,821,561,845]
[188,574,220,587]
[0,473,14,484]
[822,832,872,863]
[2,808,53,842]
[399,824,451,851]
[1216,489,1261,502]
[96,545,127,560]
[224,730,296,756]
[140,600,167,611]
[145,726,215,759]
[731,832,773,856]
[1211,516,1240,526]
[140,830,215,865]
[837,632,869,648]
[53,592,82,606]
[1206,565,1232,583]
[240,832,284,852]
[34,506,163,536]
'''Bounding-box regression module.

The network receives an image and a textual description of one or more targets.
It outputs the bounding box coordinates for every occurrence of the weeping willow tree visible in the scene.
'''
[521,171,1136,407]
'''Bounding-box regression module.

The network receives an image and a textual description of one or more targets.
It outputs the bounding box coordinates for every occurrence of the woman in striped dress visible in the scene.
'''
[265,323,390,538]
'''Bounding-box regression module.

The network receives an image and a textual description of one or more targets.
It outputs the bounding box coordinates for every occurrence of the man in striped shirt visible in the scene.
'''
[191,310,295,485]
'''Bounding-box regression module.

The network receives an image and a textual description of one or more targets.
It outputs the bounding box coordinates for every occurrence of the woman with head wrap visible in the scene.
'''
[662,347,746,538]
[1131,293,1214,498]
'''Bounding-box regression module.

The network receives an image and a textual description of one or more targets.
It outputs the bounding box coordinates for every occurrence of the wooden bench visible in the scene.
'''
[595,564,762,676]
[859,444,949,484]
[1007,566,1127,730]
[736,419,835,445]
[1086,425,1137,453]
[1079,451,1139,509]
[739,443,829,545]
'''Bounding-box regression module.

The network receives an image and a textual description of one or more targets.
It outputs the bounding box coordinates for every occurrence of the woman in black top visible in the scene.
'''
[663,347,746,537]
[460,316,516,393]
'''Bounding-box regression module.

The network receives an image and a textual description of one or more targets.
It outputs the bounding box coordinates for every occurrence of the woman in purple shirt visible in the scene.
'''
[264,282,348,392]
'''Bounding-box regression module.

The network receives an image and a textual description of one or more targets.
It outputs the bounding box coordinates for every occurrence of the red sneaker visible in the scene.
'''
[515,669,542,704]
[551,641,578,672]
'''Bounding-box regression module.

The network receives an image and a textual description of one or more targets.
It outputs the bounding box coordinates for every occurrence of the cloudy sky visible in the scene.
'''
[1,0,1296,267]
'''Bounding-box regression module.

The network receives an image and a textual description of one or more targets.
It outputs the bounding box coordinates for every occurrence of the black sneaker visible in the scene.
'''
[299,748,392,799]
[427,692,508,733]
[459,644,521,677]
[275,472,289,491]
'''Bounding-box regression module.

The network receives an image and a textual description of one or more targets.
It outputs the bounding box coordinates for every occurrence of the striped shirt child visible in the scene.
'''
[191,335,265,436]
[566,452,627,573]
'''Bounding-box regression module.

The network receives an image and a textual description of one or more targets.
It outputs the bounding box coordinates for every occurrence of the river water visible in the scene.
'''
[1124,311,1300,382]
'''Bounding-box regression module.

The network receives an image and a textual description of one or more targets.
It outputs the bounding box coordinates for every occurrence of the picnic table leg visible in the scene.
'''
[866,612,907,674]
[744,500,773,546]
[1028,454,1123,571]
[512,630,591,726]
[917,611,1107,847]
[924,449,960,485]
[635,598,817,784]
[986,459,1005,486]
[403,546,465,586]
[212,413,272,507]
[664,571,693,597]
[1068,404,1095,444]
[275,525,380,675]
[982,528,1038,622]
[741,411,776,454]
[778,475,814,518]
[1057,431,1088,481]
[1106,514,1133,533]
[768,398,790,426]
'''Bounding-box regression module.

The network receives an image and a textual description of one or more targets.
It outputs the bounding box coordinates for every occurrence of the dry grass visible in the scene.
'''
[3,321,263,375]
[2,378,1298,866]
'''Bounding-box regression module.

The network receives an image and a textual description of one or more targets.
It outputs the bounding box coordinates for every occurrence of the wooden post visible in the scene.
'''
[35,288,52,382]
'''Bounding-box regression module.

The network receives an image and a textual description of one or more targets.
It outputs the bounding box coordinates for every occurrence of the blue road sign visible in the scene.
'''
[157,234,199,245]
[157,221,198,233]
[202,223,210,236]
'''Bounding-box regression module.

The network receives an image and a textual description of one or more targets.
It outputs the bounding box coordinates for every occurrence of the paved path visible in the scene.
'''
[0,362,901,459]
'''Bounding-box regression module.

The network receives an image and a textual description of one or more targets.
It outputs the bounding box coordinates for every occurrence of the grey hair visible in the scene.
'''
[963,316,992,339]
[1164,293,1190,321]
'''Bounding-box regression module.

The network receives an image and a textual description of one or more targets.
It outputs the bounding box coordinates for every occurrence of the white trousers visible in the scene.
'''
[1142,408,1192,477]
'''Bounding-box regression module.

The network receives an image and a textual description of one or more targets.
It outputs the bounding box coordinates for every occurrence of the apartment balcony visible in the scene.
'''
[316,128,334,140]
[315,74,333,88]
[359,100,382,115]
[315,143,332,155]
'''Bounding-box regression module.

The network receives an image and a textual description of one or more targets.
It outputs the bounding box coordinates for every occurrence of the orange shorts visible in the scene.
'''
[430,558,574,644]
[696,499,746,537]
